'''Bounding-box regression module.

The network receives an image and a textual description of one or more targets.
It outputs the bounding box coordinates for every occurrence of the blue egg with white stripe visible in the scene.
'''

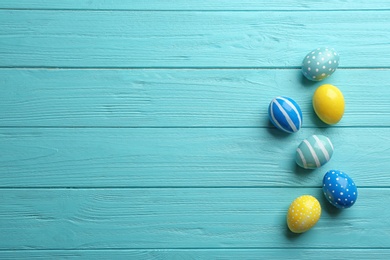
[268,96,302,133]
[296,135,334,169]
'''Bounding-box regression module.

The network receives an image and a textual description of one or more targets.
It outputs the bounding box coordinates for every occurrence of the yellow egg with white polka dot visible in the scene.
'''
[287,195,321,233]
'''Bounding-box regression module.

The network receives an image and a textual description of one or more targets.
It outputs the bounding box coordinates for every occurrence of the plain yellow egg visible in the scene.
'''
[287,195,321,233]
[312,84,345,124]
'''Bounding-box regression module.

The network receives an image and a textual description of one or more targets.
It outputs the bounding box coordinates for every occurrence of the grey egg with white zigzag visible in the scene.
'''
[296,135,334,169]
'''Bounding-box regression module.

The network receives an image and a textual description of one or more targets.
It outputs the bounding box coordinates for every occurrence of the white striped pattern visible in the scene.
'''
[273,99,297,132]
[327,136,334,151]
[270,100,290,133]
[313,135,330,162]
[296,148,308,169]
[303,139,321,168]
[278,96,302,129]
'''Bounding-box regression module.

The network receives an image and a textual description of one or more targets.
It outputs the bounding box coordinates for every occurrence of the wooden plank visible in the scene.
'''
[0,128,388,187]
[1,0,390,11]
[1,11,390,68]
[0,188,388,249]
[0,69,388,127]
[1,249,390,259]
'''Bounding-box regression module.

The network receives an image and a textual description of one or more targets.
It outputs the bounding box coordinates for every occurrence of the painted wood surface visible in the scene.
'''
[1,10,390,68]
[1,1,390,259]
[0,69,389,127]
[0,128,388,188]
[1,188,389,249]
[1,0,390,11]
[3,249,390,260]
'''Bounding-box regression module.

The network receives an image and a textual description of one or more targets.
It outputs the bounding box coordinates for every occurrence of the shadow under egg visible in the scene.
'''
[284,224,304,240]
[309,108,329,128]
[317,188,344,217]
[266,120,295,140]
[293,161,316,176]
[299,72,318,87]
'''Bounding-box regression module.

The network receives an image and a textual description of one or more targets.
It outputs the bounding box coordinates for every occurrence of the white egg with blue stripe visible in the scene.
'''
[268,96,302,133]
[296,135,334,169]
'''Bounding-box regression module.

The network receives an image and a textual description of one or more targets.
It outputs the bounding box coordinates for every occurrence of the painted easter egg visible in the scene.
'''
[268,96,302,133]
[302,47,339,81]
[287,195,321,233]
[313,84,345,125]
[296,135,334,169]
[323,170,358,209]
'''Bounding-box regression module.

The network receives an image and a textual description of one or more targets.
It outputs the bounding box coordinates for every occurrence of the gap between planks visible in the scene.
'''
[0,247,390,251]
[1,8,390,12]
[1,67,390,70]
[0,187,387,189]
[0,126,389,129]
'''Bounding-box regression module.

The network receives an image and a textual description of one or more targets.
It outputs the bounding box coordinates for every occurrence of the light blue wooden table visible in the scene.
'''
[1,1,390,259]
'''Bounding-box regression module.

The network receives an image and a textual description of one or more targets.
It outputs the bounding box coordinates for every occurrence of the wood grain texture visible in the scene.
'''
[1,10,390,68]
[1,69,389,127]
[1,0,390,257]
[1,0,390,11]
[0,188,389,249]
[1,128,388,188]
[2,249,390,259]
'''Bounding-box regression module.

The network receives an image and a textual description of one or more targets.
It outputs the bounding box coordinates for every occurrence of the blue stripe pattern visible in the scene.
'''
[268,96,302,133]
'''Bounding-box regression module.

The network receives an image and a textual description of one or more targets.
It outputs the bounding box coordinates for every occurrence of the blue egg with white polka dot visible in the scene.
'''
[323,170,358,209]
[302,47,339,81]
[268,96,302,133]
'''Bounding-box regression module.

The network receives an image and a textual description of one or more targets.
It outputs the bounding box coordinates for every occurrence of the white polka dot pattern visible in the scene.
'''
[323,170,358,209]
[302,47,339,81]
[287,195,321,233]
